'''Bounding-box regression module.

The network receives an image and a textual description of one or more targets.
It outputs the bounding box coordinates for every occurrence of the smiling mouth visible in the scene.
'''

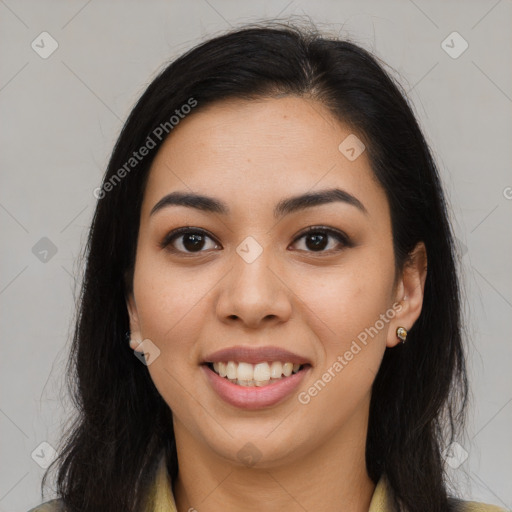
[204,361,310,387]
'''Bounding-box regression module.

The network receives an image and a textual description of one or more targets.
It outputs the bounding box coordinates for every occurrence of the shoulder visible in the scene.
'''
[449,497,509,511]
[372,474,508,512]
[27,498,65,512]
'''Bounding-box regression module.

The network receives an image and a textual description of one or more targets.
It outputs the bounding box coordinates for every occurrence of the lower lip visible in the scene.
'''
[201,364,310,410]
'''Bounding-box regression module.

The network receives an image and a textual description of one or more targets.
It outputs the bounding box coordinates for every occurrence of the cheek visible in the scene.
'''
[132,251,217,362]
[294,255,395,348]
[293,263,391,429]
[131,256,215,414]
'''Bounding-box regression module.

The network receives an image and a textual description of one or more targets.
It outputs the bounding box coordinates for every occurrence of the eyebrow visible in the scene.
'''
[149,187,368,218]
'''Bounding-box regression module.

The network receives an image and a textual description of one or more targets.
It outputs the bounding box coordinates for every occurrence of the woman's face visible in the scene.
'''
[127,96,425,468]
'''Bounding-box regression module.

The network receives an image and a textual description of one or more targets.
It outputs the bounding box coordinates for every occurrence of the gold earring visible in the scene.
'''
[396,326,408,343]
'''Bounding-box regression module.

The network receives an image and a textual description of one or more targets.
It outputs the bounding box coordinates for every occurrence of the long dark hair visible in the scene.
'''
[42,21,468,512]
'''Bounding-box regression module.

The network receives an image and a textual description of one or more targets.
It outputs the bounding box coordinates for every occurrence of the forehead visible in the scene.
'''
[141,96,387,219]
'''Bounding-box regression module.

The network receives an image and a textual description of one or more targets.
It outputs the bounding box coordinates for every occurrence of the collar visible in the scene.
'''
[148,453,394,512]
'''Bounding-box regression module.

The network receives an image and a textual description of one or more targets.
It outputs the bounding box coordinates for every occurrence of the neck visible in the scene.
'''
[172,406,375,512]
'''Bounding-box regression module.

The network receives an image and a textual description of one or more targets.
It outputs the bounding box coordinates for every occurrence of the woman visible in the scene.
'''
[30,22,506,512]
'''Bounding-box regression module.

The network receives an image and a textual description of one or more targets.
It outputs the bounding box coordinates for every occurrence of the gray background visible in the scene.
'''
[1,1,511,510]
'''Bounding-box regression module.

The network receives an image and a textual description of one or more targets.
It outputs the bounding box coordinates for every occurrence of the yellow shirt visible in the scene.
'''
[29,453,508,512]
[146,454,508,512]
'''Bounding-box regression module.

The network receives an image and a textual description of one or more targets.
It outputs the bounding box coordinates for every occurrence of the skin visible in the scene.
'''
[127,96,427,512]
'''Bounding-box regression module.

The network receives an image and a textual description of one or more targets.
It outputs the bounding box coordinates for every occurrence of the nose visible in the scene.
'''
[215,245,293,329]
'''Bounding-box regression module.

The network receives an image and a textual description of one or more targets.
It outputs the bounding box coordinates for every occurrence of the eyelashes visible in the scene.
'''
[159,225,353,256]
[293,226,353,252]
[159,227,220,254]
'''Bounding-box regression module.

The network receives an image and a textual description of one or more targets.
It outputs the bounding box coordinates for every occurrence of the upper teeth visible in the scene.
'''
[212,361,302,386]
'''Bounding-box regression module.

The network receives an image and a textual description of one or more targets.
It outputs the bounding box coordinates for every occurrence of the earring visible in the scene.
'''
[396,326,408,344]
[126,331,139,349]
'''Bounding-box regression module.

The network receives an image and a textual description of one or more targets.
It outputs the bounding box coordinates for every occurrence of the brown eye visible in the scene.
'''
[291,227,351,253]
[160,228,220,254]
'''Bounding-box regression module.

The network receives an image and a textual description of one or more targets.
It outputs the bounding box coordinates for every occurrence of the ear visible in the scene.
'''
[387,241,428,348]
[126,292,144,353]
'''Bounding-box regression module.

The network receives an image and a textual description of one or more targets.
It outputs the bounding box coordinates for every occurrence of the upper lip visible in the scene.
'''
[203,345,311,365]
